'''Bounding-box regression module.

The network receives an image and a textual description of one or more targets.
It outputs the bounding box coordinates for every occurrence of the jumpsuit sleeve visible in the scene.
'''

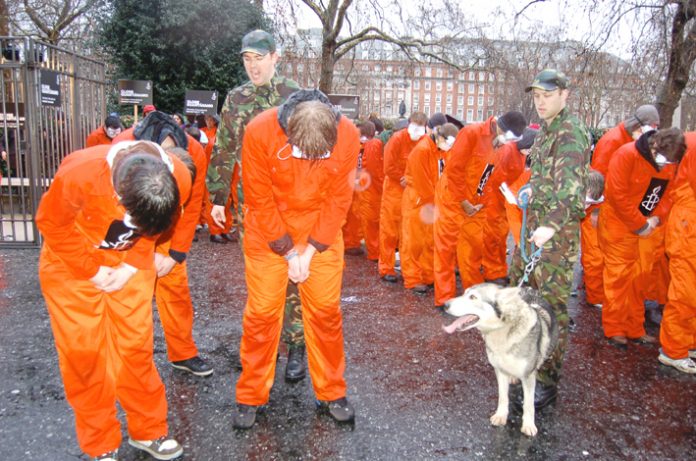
[445,128,475,202]
[363,139,384,193]
[383,132,406,183]
[606,150,648,233]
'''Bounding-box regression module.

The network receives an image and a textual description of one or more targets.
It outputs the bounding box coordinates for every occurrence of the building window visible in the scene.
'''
[446,94,452,103]
[488,84,495,94]
[446,105,452,114]
[488,96,494,105]
[479,71,485,81]
[468,95,474,106]
[435,105,441,113]
[467,109,473,122]
[477,108,483,120]
[387,65,393,72]
[286,64,293,73]
[457,108,464,118]
[414,80,420,90]
[458,72,465,81]
[425,81,431,90]
[424,105,430,116]
[458,96,464,105]
[415,68,421,77]
[478,95,484,105]
[447,81,453,91]
[436,68,443,77]
[458,84,464,94]
[469,71,475,80]
[425,67,432,77]
[478,85,485,94]
[436,95,441,103]
[436,81,442,91]
[468,83,475,93]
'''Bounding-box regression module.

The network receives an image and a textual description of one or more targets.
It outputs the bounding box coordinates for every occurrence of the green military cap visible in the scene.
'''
[240,30,276,55]
[525,69,569,92]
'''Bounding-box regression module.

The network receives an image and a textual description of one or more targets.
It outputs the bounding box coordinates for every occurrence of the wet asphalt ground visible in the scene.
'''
[0,235,695,461]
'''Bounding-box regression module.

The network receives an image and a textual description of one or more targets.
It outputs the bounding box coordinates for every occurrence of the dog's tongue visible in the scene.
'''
[442,314,478,334]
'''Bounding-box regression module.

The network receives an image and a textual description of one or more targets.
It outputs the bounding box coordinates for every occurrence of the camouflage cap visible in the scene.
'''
[240,30,276,56]
[525,69,569,92]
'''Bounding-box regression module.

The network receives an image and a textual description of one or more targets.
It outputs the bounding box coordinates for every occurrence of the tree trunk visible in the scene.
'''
[319,40,336,94]
[0,0,8,36]
[655,1,696,128]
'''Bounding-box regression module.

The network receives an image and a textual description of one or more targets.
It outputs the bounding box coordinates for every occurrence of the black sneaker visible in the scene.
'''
[381,274,398,283]
[316,397,355,423]
[171,356,214,377]
[233,404,259,429]
[412,284,429,294]
[285,345,306,383]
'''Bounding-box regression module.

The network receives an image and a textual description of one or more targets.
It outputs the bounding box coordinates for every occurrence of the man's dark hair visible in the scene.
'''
[359,121,376,138]
[650,127,687,163]
[105,115,122,129]
[115,154,180,236]
[185,126,201,142]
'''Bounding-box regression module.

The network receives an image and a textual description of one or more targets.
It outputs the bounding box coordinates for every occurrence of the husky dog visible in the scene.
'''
[442,283,558,436]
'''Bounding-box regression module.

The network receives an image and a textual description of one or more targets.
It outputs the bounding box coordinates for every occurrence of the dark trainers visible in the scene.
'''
[171,356,214,377]
[93,449,118,461]
[233,404,259,429]
[285,345,306,383]
[128,436,182,460]
[316,397,355,423]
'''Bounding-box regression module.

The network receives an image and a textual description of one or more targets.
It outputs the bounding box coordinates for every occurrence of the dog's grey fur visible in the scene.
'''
[443,283,558,436]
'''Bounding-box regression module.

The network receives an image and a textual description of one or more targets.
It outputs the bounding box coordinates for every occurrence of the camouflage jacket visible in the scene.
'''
[206,75,299,205]
[528,107,591,231]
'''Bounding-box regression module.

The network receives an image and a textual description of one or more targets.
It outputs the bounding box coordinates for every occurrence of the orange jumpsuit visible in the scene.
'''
[400,136,445,288]
[482,142,525,281]
[582,123,634,303]
[598,141,675,339]
[236,107,360,405]
[36,143,189,457]
[85,126,113,147]
[114,129,208,361]
[357,138,384,260]
[378,129,419,277]
[660,132,696,358]
[433,117,496,305]
[342,191,363,250]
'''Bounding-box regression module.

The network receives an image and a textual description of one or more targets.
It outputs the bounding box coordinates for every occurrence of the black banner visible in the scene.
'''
[639,177,669,216]
[328,94,360,119]
[184,90,218,116]
[40,70,61,107]
[118,80,153,105]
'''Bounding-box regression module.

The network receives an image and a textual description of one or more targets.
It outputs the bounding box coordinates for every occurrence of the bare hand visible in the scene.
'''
[460,200,483,216]
[287,255,303,283]
[99,264,136,292]
[638,217,659,237]
[211,204,226,228]
[154,253,177,277]
[297,245,316,283]
[529,226,556,247]
[399,176,407,188]
[90,266,115,288]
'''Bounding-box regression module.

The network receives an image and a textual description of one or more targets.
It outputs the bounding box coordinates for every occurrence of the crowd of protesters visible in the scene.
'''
[34,27,695,461]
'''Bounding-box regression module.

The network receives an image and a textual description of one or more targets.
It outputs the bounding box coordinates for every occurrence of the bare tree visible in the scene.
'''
[269,0,487,93]
[8,0,104,46]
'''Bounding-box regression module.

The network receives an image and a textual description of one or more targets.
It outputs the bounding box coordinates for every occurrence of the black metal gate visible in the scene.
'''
[0,37,107,247]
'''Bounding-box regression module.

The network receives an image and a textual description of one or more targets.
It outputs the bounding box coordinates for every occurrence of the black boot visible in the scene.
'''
[512,382,558,412]
[285,345,306,383]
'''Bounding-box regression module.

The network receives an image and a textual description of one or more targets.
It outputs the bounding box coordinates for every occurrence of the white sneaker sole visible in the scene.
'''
[128,438,183,460]
[171,363,214,377]
[658,354,696,374]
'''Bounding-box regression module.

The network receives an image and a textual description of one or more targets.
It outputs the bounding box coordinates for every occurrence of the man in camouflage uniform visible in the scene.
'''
[205,30,306,382]
[511,69,591,409]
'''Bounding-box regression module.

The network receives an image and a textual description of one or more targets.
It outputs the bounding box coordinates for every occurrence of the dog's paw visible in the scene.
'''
[490,412,508,426]
[521,422,538,437]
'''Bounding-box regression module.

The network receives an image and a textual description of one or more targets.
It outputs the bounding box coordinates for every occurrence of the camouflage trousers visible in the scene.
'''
[236,175,305,348]
[510,223,580,386]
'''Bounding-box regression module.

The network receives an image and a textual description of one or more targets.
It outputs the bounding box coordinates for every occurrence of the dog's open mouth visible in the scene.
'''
[442,314,479,334]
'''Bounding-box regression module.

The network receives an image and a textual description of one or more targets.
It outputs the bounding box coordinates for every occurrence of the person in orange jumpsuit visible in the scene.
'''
[342,125,364,255]
[113,113,213,376]
[356,121,384,260]
[481,126,536,284]
[433,111,526,307]
[85,115,122,147]
[580,170,606,307]
[659,131,696,373]
[378,112,429,282]
[401,117,458,293]
[599,128,684,348]
[37,141,186,461]
[587,105,661,308]
[231,90,359,429]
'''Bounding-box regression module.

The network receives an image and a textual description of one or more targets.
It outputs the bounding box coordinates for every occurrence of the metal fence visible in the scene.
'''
[0,37,107,248]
